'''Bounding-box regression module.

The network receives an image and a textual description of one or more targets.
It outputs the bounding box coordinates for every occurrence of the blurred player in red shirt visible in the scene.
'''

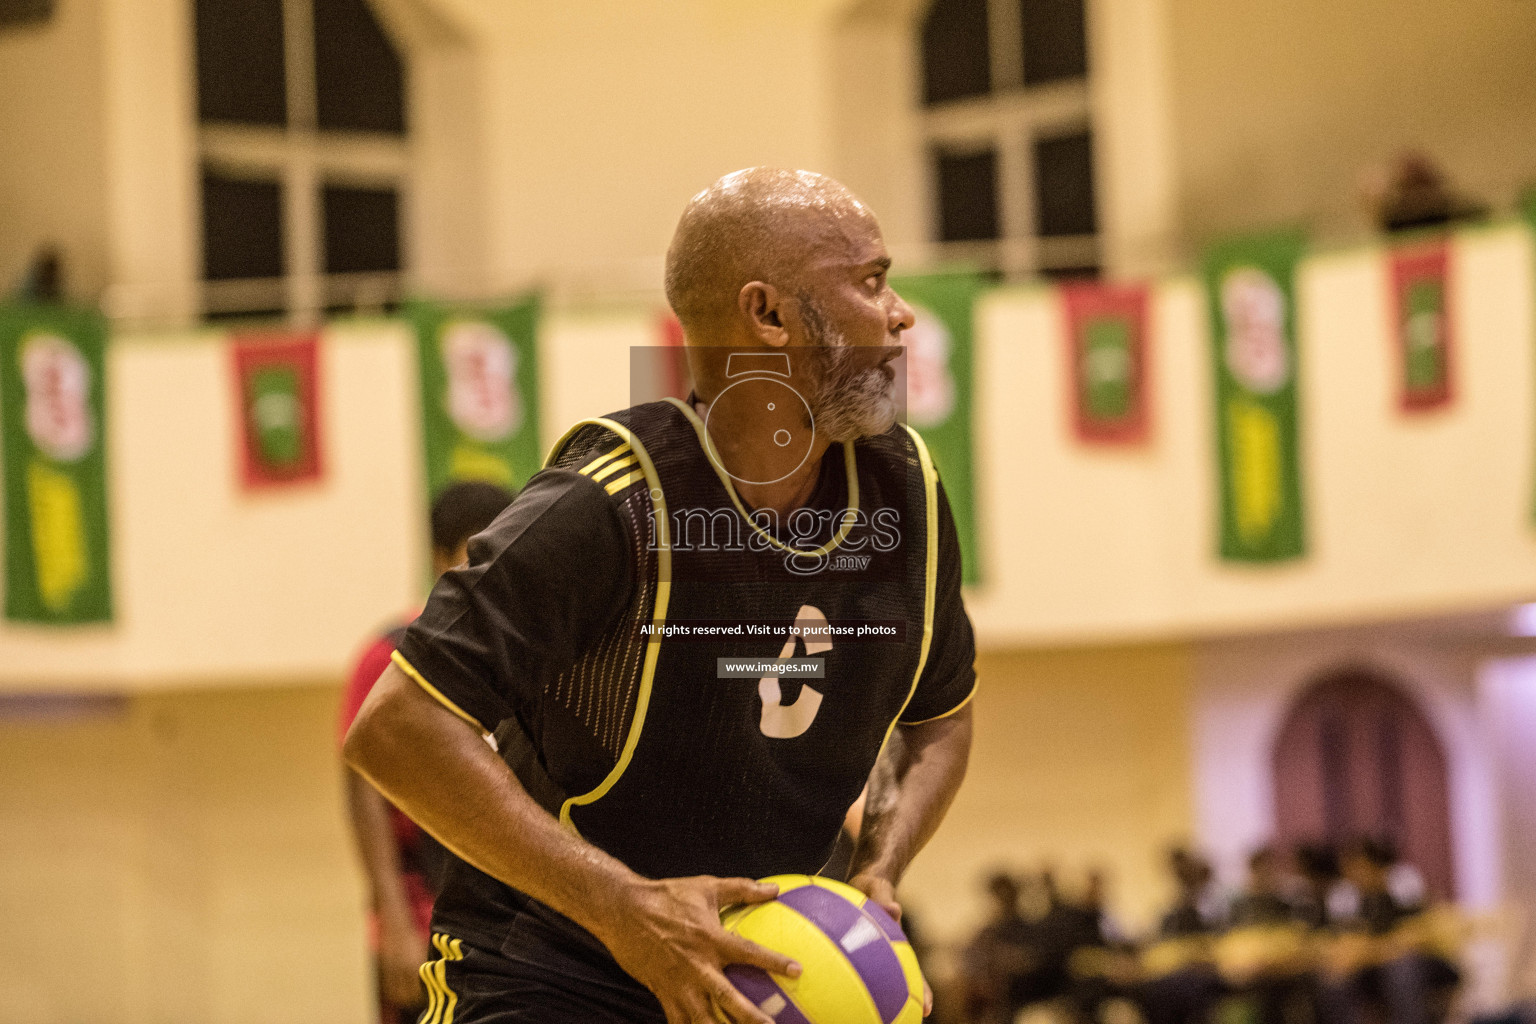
[339,481,514,1024]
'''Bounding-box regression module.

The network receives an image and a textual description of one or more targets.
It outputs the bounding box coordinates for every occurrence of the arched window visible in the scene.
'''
[1271,668,1455,899]
[195,0,407,321]
[920,0,1096,278]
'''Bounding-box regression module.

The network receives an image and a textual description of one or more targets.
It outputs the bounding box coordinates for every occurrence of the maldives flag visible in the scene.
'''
[231,332,324,489]
[1388,239,1454,412]
[1060,280,1152,444]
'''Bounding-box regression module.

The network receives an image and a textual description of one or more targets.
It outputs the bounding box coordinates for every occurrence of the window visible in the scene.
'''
[321,184,400,275]
[921,0,1098,278]
[1020,0,1087,86]
[921,0,991,105]
[195,0,407,321]
[935,149,1001,242]
[1034,130,1095,237]
[201,173,285,281]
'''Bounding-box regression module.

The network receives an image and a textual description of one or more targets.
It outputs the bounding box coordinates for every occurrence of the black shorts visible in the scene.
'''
[416,910,666,1024]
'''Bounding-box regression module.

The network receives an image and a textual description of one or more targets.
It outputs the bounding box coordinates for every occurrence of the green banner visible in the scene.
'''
[1,304,112,623]
[408,296,542,498]
[892,273,983,584]
[1203,231,1308,562]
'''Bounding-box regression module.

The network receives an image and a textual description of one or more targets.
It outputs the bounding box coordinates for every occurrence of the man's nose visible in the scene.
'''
[889,291,916,333]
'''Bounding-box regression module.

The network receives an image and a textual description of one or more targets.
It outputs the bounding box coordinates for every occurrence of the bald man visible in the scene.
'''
[344,168,976,1024]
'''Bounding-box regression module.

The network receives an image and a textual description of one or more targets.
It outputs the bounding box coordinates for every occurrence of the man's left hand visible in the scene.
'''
[848,872,932,1018]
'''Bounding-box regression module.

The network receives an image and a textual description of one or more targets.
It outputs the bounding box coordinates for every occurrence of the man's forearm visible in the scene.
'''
[343,664,801,1024]
[847,704,972,891]
[342,664,641,944]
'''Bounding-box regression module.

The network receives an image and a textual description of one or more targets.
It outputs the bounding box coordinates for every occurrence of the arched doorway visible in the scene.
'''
[1271,668,1455,898]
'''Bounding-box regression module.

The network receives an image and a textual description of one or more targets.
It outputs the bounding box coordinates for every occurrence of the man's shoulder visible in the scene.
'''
[853,422,921,461]
[547,400,689,468]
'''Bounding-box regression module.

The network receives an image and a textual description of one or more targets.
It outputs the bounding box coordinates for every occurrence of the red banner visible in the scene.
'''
[230,332,324,490]
[1060,281,1151,444]
[1389,239,1454,411]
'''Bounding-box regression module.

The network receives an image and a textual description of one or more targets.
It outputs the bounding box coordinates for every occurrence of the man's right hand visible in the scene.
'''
[596,875,802,1024]
[347,672,798,1021]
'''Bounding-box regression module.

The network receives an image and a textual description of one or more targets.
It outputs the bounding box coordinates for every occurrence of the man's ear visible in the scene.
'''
[738,281,790,348]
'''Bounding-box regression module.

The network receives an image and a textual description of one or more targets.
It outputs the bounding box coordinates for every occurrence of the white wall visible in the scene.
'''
[1165,0,1536,253]
[0,0,111,302]
[965,223,1536,644]
[462,0,846,295]
[0,321,425,687]
[0,685,370,1024]
[99,0,200,321]
[1479,656,1536,1001]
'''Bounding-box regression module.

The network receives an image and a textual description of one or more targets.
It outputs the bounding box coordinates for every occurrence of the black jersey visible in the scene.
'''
[547,398,938,879]
[396,397,976,956]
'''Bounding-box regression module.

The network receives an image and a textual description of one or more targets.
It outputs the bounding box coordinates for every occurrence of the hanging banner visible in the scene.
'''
[892,272,983,584]
[231,332,324,489]
[1060,280,1152,444]
[1,304,113,623]
[1204,231,1308,563]
[1388,239,1455,411]
[408,296,541,498]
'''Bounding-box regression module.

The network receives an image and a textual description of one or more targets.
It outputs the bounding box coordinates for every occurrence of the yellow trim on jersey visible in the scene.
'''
[900,675,978,725]
[881,425,940,743]
[589,454,638,482]
[420,932,465,1024]
[661,395,861,558]
[391,650,484,731]
[603,468,646,495]
[544,416,672,833]
[577,440,631,477]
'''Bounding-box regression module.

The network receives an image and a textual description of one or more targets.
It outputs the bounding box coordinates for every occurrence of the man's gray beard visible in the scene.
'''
[800,295,899,443]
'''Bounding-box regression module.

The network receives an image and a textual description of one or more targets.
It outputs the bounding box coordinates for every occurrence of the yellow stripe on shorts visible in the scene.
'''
[420,932,465,1024]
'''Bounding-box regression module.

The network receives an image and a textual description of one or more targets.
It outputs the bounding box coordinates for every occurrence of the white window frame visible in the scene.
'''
[197,0,408,323]
[921,0,1097,279]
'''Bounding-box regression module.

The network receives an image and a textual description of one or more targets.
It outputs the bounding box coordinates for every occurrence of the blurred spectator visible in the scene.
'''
[11,245,63,303]
[1159,848,1226,938]
[1294,843,1342,929]
[1227,845,1304,927]
[1364,153,1487,233]
[338,480,514,1024]
[950,838,1464,1024]
[961,866,1126,1024]
[1056,868,1132,1024]
[1316,837,1460,1024]
[961,872,1041,1024]
[1135,848,1226,1024]
[1217,846,1313,1024]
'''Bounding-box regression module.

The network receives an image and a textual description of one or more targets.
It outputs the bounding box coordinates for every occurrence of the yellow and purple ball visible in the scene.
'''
[719,875,925,1024]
